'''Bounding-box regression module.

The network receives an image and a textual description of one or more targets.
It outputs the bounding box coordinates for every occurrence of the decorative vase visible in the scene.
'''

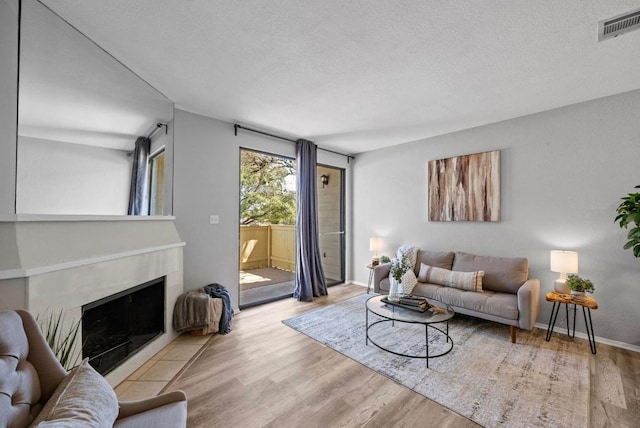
[571,290,586,301]
[388,278,401,302]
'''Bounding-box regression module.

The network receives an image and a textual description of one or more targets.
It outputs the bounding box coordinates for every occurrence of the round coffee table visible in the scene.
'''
[365,295,454,367]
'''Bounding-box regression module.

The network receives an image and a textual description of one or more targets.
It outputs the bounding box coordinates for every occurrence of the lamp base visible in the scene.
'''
[554,280,570,294]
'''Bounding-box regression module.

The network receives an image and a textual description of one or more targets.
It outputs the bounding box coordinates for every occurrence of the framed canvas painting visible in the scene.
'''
[428,150,500,221]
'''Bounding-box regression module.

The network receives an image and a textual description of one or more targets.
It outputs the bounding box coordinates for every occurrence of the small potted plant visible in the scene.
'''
[380,255,391,264]
[565,274,594,301]
[389,254,410,302]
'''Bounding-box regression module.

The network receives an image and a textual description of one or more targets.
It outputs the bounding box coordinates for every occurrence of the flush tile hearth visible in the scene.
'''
[114,333,211,401]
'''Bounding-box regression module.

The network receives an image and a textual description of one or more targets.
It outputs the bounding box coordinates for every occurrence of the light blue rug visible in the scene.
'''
[283,294,589,428]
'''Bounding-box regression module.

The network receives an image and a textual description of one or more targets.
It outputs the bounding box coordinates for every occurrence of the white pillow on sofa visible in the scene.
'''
[418,263,484,292]
[30,359,119,428]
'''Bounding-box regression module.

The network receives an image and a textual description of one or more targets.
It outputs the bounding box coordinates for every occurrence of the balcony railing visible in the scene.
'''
[240,225,295,272]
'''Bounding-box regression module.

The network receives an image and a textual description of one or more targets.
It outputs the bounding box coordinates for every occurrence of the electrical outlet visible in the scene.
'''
[209,215,219,224]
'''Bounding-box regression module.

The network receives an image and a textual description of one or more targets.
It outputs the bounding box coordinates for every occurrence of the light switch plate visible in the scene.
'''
[209,215,219,224]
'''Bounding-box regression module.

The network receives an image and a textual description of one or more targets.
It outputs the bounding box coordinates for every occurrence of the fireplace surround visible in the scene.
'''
[0,216,185,386]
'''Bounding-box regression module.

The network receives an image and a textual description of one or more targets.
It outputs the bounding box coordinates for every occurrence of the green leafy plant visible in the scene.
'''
[565,274,595,293]
[380,255,391,264]
[37,309,82,371]
[615,185,640,257]
[390,254,410,283]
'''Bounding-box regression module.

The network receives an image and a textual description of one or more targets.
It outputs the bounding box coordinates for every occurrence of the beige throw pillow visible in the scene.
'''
[30,358,118,428]
[418,263,484,292]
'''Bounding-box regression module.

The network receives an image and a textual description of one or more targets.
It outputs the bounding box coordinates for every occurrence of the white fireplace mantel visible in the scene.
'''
[0,216,185,386]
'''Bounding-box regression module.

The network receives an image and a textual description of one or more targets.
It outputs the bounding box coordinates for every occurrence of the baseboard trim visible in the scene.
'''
[533,322,640,353]
[349,281,368,288]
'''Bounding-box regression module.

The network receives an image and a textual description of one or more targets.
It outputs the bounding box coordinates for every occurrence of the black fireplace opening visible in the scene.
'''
[82,276,166,376]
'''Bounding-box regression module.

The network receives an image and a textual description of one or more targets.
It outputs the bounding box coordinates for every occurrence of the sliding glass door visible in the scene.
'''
[239,149,296,308]
[238,151,345,308]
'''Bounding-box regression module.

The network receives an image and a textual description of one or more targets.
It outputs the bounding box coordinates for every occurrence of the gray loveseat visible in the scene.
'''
[373,251,540,342]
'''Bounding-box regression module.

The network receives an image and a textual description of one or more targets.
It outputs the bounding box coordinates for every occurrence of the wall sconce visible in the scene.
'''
[550,250,578,294]
[320,174,329,188]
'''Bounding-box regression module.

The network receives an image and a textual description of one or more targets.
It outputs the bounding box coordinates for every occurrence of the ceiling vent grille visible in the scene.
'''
[599,8,640,42]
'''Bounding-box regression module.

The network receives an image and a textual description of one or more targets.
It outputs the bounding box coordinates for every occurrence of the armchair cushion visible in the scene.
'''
[114,402,187,428]
[30,359,118,427]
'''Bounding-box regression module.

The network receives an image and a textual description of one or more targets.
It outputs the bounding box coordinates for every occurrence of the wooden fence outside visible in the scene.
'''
[240,225,295,271]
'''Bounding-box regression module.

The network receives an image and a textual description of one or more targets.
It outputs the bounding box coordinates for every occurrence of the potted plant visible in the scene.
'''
[389,254,410,302]
[565,274,594,301]
[37,309,82,371]
[615,185,640,257]
[380,255,391,264]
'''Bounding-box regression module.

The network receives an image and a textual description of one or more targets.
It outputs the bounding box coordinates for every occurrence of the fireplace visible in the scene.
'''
[82,277,166,375]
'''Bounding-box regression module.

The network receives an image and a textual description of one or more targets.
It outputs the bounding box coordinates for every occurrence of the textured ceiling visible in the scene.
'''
[41,0,640,155]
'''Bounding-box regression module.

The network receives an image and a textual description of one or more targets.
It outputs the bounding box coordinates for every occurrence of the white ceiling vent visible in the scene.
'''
[599,8,640,42]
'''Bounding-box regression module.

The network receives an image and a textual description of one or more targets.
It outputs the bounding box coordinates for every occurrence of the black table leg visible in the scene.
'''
[582,307,597,354]
[425,324,429,368]
[365,308,369,345]
[545,301,561,341]
[568,303,578,338]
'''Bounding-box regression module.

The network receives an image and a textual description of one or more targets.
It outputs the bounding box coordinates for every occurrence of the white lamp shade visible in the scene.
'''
[550,250,578,274]
[369,237,383,252]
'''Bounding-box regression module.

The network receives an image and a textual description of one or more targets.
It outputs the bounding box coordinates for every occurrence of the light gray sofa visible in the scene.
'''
[373,251,540,342]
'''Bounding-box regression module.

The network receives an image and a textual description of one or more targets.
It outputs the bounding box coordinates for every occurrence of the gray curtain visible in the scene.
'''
[294,139,328,301]
[128,136,151,215]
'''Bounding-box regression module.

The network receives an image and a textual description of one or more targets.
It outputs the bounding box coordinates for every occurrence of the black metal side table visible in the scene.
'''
[544,291,598,354]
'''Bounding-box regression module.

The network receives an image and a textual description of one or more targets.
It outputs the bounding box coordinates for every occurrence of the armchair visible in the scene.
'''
[0,310,187,427]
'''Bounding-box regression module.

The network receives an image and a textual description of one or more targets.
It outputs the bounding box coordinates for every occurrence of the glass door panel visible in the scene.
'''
[317,165,345,285]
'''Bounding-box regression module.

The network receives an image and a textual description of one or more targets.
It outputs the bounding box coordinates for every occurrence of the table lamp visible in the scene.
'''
[369,237,383,266]
[550,250,578,294]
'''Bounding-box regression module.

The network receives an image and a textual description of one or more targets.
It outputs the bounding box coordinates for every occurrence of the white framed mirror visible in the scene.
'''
[17,0,174,216]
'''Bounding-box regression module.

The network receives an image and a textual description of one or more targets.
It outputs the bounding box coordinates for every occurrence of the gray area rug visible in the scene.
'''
[283,294,589,428]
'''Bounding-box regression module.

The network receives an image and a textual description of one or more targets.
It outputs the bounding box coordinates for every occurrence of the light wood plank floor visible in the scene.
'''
[166,284,640,427]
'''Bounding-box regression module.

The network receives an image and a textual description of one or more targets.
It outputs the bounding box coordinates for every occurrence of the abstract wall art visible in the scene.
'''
[428,150,500,222]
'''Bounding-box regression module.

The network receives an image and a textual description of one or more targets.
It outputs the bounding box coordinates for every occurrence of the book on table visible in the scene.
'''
[398,296,429,309]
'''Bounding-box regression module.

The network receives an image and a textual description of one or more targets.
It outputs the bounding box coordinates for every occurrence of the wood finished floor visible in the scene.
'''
[166,284,640,427]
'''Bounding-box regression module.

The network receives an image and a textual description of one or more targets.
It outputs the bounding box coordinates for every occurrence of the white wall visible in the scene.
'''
[173,110,351,310]
[0,0,18,214]
[351,89,640,347]
[16,137,132,214]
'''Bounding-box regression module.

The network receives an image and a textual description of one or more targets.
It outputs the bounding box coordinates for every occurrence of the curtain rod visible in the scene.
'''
[234,124,354,162]
[146,122,168,140]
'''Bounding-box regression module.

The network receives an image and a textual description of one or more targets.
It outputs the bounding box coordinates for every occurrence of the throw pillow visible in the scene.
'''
[30,359,119,428]
[400,269,418,295]
[418,263,484,292]
[396,245,419,269]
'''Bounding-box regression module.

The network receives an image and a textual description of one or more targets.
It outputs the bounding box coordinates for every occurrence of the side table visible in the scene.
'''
[544,291,598,354]
[366,264,374,293]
